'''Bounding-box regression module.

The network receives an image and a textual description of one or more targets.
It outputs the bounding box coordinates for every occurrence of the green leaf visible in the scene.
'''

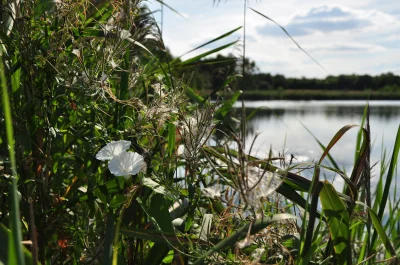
[320,181,350,265]
[167,122,176,156]
[109,195,126,208]
[371,125,400,249]
[215,90,242,120]
[1,52,25,265]
[179,26,242,58]
[142,177,172,198]
[139,193,174,234]
[177,41,238,67]
[139,193,176,265]
[368,208,399,261]
[0,223,40,265]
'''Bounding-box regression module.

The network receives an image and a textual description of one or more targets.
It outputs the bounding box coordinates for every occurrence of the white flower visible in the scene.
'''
[96,140,131,161]
[108,152,145,179]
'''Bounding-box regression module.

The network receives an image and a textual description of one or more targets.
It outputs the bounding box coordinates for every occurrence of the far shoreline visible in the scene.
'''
[201,89,400,101]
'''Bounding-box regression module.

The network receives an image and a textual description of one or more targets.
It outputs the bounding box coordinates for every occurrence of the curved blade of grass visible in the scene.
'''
[371,125,400,249]
[317,124,359,165]
[250,7,328,74]
[178,41,238,67]
[300,121,341,171]
[155,0,186,19]
[178,57,236,67]
[179,26,242,58]
[368,208,399,262]
[1,55,25,265]
[320,181,350,265]
[83,1,112,26]
[349,127,369,190]
[192,214,297,265]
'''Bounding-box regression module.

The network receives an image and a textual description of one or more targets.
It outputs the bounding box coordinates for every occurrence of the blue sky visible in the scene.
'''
[146,0,400,78]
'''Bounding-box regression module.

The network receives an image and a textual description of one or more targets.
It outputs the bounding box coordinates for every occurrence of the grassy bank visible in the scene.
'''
[203,89,400,100]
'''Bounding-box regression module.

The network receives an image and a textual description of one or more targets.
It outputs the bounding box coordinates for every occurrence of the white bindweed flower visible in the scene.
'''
[108,152,145,179]
[96,140,131,161]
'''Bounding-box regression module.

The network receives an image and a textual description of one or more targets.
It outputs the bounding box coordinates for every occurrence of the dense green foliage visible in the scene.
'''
[0,1,400,265]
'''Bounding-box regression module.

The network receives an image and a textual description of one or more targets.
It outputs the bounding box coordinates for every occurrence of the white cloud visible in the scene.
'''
[147,1,400,78]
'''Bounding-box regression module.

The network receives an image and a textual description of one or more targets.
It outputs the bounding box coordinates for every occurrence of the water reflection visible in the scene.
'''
[241,104,400,120]
[233,100,400,193]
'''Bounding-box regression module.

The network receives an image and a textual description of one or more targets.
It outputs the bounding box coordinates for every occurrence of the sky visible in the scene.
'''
[146,0,400,78]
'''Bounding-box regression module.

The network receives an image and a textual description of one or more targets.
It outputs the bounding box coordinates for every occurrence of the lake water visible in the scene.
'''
[233,100,400,192]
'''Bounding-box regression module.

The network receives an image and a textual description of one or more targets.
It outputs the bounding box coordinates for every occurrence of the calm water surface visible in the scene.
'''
[234,100,400,191]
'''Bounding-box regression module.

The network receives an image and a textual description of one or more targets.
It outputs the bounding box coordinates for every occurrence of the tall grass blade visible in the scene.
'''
[368,208,399,262]
[0,223,38,265]
[301,121,341,171]
[1,55,26,265]
[155,0,186,19]
[178,41,238,66]
[179,26,242,58]
[371,125,400,248]
[250,8,328,74]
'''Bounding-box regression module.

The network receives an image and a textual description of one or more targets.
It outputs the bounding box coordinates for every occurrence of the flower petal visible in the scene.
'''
[108,151,145,177]
[96,140,131,161]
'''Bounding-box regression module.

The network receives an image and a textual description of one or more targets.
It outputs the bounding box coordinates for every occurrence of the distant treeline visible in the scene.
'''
[174,54,400,92]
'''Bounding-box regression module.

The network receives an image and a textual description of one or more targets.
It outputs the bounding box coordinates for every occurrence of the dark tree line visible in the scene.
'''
[172,54,400,92]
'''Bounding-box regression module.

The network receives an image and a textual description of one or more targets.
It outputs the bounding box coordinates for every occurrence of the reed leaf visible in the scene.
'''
[1,54,25,265]
[320,181,350,265]
[179,26,242,58]
[371,125,400,249]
